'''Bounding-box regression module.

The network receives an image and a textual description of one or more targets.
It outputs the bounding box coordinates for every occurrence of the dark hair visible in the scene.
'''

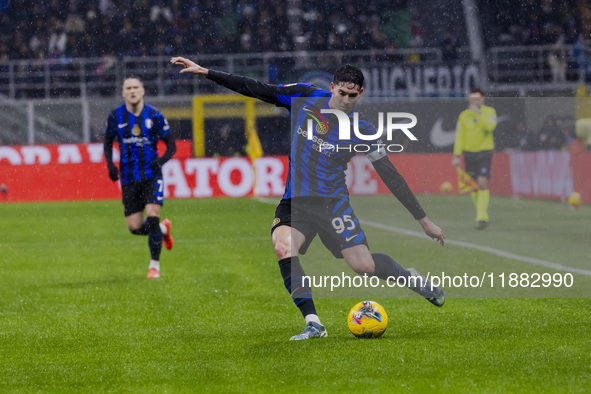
[333,64,364,89]
[123,76,144,86]
[470,88,484,96]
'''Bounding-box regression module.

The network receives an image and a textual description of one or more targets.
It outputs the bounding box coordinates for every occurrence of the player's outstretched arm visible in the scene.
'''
[103,113,118,182]
[171,56,292,108]
[372,156,445,246]
[170,57,209,76]
[103,131,118,182]
[418,217,445,246]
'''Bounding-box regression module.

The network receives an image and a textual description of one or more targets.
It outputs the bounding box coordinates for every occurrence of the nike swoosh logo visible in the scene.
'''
[429,118,456,148]
[118,123,128,128]
[429,115,509,148]
[345,235,357,242]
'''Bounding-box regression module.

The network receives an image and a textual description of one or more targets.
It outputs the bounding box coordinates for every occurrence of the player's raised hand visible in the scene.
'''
[170,57,209,75]
[418,217,445,246]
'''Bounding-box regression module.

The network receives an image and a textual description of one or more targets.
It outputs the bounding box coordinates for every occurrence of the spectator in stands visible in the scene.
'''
[64,0,85,35]
[408,22,424,63]
[0,0,417,60]
[48,22,67,56]
[441,29,458,61]
[538,116,565,150]
[212,124,244,157]
[516,121,539,151]
[556,116,576,147]
[0,14,12,37]
[150,0,173,23]
[0,0,10,14]
[548,48,567,83]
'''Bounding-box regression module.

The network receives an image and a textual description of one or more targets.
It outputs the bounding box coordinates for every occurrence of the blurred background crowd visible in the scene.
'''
[0,0,588,61]
[1,0,591,153]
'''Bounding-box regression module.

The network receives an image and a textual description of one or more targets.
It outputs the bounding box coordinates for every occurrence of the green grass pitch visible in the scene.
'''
[1,195,590,392]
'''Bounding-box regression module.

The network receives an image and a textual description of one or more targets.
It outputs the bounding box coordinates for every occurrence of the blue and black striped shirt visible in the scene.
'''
[105,104,171,185]
[206,70,426,220]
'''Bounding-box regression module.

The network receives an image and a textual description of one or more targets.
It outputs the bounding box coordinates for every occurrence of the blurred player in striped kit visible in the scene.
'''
[104,77,176,278]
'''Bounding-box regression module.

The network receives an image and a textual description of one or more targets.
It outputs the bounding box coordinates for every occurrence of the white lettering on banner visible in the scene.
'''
[424,67,436,95]
[388,67,405,93]
[186,158,219,197]
[453,65,463,92]
[362,65,480,97]
[0,144,121,166]
[406,67,421,97]
[218,158,254,197]
[86,143,105,163]
[509,151,573,199]
[350,156,378,195]
[464,66,479,93]
[57,145,82,164]
[20,146,51,165]
[254,157,285,196]
[437,66,451,92]
[162,159,191,198]
[0,147,22,165]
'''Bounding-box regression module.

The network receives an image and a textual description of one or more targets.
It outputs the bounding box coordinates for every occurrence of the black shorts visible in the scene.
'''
[271,197,369,259]
[464,150,493,180]
[121,177,164,216]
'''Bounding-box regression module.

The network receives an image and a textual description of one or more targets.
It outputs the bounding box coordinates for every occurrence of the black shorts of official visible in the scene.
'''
[464,150,493,180]
[121,176,164,216]
[271,197,369,259]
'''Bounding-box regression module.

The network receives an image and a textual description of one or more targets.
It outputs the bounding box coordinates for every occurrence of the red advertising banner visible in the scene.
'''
[1,142,589,204]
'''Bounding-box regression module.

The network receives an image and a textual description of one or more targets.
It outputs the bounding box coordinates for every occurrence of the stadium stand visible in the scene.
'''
[0,0,589,152]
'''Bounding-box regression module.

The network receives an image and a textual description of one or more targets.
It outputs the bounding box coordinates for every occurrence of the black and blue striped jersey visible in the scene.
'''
[206,70,426,220]
[104,104,171,185]
[281,88,386,199]
[206,71,386,199]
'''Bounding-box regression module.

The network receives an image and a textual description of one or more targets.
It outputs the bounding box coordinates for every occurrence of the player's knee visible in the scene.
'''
[274,238,292,260]
[477,177,489,190]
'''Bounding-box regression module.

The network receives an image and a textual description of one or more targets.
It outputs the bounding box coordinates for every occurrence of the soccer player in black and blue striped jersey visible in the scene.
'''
[104,77,177,279]
[172,57,446,340]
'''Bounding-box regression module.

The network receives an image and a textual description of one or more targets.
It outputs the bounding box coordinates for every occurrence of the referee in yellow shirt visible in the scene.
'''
[452,89,497,229]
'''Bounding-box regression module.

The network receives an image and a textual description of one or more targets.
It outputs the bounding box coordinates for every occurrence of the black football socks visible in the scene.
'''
[372,253,409,281]
[278,256,317,318]
[147,216,163,261]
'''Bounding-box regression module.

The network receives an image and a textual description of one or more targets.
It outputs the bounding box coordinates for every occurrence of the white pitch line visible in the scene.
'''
[253,197,591,277]
[363,220,591,277]
[254,197,279,205]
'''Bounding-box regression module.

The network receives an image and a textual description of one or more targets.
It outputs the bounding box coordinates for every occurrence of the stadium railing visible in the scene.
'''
[3,45,591,145]
[1,45,589,101]
[488,44,591,90]
[0,48,446,100]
